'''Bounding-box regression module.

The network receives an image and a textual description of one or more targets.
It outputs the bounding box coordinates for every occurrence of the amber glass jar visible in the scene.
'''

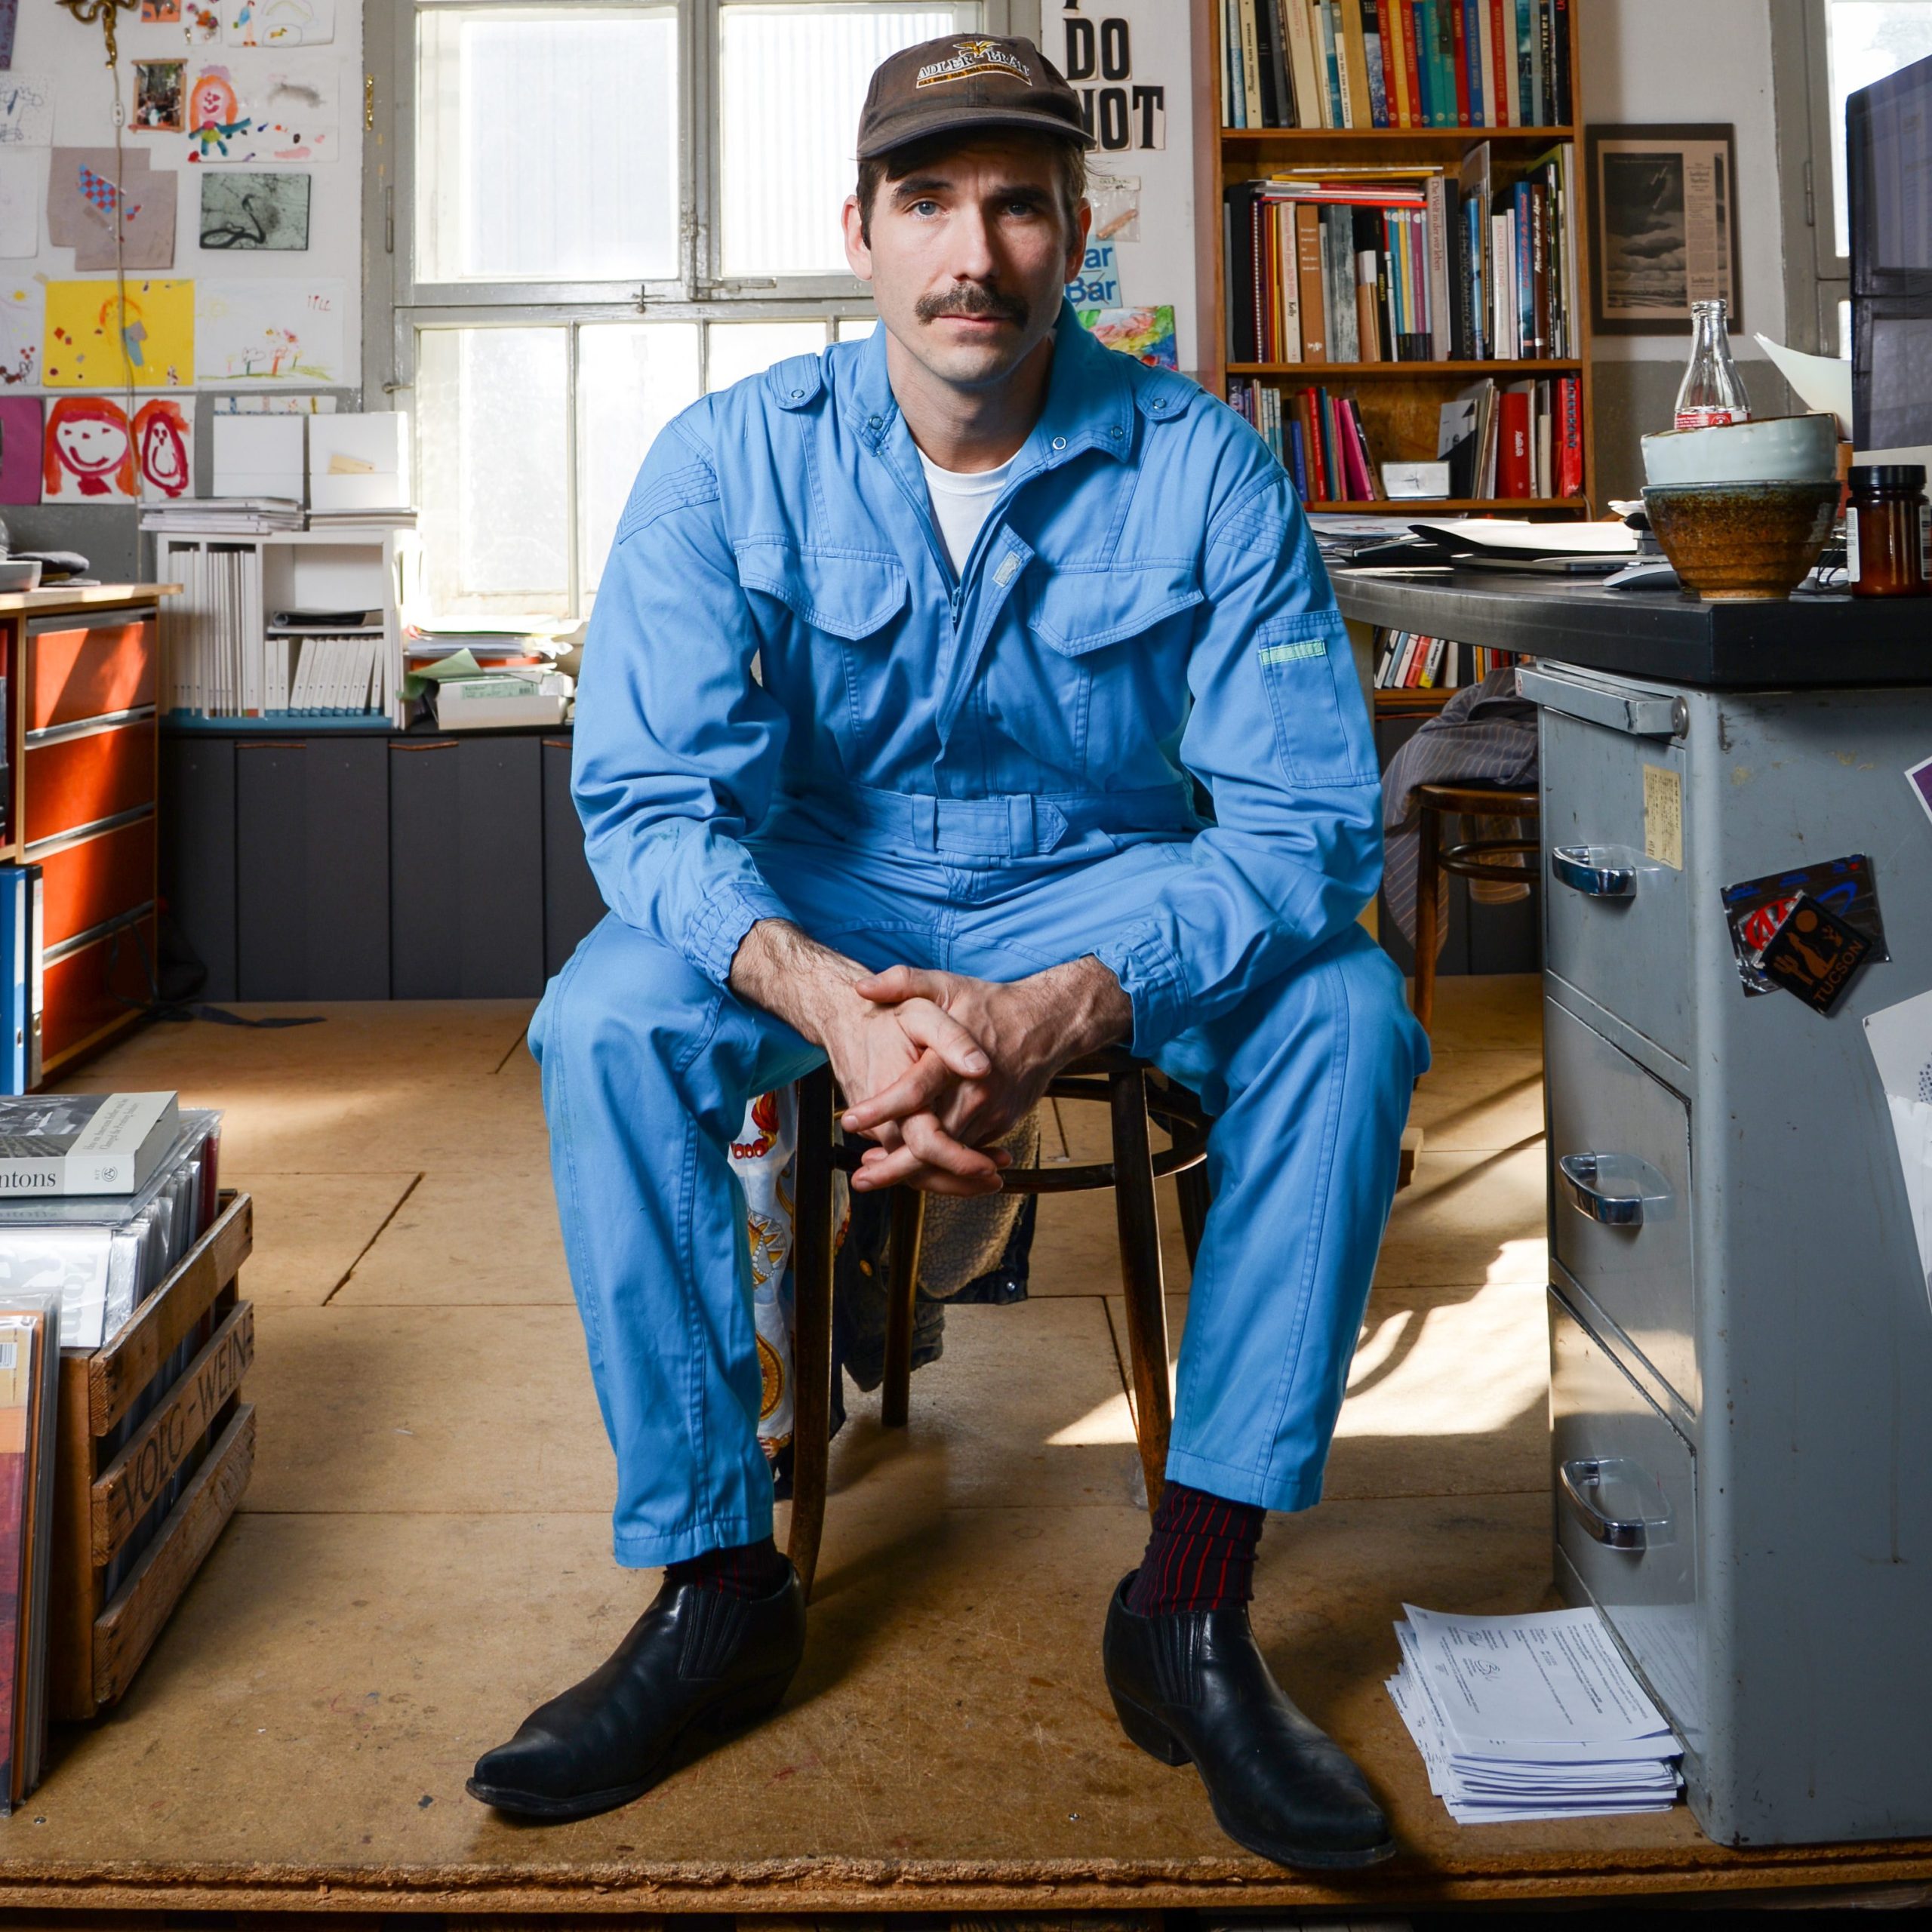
[1846,464,1930,598]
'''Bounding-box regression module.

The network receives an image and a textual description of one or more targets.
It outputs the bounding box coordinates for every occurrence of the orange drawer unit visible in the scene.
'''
[31,816,156,953]
[28,620,158,733]
[14,607,167,1081]
[23,721,158,849]
[41,912,156,1069]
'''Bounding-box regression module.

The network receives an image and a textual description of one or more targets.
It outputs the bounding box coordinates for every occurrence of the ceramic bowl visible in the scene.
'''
[1640,413,1841,488]
[1641,481,1841,601]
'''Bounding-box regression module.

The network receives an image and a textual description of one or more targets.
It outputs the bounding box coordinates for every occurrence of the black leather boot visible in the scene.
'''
[468,1564,807,1820]
[1103,1574,1396,1868]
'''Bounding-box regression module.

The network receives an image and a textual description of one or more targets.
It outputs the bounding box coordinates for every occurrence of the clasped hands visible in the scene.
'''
[731,921,1131,1198]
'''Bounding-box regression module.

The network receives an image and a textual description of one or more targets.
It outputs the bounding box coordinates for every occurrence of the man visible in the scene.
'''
[469,35,1426,1869]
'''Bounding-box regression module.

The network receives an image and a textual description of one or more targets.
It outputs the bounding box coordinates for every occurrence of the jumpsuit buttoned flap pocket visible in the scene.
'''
[733,540,909,760]
[1253,609,1374,786]
[1020,564,1204,780]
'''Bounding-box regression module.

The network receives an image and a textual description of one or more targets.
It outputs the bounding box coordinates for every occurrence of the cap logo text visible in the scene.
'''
[915,39,1032,88]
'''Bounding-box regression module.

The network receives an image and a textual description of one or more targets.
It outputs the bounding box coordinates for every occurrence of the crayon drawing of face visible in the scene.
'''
[44,398,134,499]
[135,401,191,498]
[191,70,238,129]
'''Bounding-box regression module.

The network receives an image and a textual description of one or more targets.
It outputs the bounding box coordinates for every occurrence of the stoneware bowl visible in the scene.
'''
[1640,411,1840,488]
[1641,480,1841,601]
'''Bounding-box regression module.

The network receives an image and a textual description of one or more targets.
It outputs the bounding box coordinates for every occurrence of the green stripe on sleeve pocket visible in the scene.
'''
[1257,637,1328,665]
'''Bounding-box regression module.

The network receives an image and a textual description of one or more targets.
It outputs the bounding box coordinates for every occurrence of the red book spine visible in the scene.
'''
[1558,374,1583,495]
[1488,0,1511,123]
[1402,1,1426,131]
[1497,388,1532,497]
[1251,195,1267,364]
[1450,0,1472,125]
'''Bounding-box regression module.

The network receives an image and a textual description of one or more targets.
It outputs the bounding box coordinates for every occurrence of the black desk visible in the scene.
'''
[1331,568,1932,689]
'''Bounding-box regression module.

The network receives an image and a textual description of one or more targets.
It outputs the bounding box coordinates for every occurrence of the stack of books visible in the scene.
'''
[0,1092,223,1812]
[1436,373,1583,499]
[1374,627,1518,691]
[1221,0,1573,131]
[1223,143,1579,365]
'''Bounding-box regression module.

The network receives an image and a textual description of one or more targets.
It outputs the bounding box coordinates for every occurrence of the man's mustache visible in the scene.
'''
[915,285,1030,325]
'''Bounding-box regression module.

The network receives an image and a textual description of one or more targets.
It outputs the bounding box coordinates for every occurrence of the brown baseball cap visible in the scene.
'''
[856,34,1094,160]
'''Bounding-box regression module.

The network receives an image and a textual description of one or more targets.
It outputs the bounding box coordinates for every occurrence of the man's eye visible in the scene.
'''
[909,199,940,217]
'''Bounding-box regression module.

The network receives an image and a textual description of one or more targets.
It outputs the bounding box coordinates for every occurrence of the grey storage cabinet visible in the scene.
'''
[236,736,391,1000]
[160,736,238,1001]
[389,736,545,997]
[1528,661,1932,1846]
[542,735,606,978]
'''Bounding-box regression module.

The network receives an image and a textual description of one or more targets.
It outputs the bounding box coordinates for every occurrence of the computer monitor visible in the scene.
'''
[1849,50,1932,453]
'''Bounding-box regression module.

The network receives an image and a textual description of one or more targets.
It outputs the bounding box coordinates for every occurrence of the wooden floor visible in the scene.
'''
[6,977,1926,1916]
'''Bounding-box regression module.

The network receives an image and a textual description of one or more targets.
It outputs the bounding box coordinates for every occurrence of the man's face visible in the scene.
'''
[842,137,1090,392]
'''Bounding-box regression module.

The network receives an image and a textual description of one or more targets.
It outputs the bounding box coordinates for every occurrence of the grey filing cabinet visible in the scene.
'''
[1526,660,1932,1846]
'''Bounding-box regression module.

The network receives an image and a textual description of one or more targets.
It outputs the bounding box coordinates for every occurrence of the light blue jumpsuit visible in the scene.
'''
[531,306,1429,1569]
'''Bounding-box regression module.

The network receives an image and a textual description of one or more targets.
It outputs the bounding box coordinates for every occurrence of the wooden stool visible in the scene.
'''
[784,1051,1211,1599]
[1411,781,1540,1039]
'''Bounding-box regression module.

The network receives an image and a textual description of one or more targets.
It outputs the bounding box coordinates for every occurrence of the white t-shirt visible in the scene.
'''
[918,448,1014,577]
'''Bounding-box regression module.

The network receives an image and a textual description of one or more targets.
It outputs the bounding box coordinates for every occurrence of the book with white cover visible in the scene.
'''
[0,1095,180,1196]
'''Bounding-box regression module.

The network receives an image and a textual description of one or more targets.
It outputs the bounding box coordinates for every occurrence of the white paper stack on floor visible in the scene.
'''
[1387,1605,1682,1823]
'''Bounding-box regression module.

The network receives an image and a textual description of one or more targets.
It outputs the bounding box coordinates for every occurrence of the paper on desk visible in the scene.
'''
[1863,987,1932,1308]
[1754,333,1853,440]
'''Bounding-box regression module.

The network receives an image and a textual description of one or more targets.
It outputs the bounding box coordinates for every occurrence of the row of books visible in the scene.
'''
[1224,142,1577,365]
[1229,382,1383,503]
[1221,0,1573,131]
[0,1092,223,1810]
[288,634,390,715]
[1374,629,1519,690]
[161,544,395,721]
[1437,374,1584,499]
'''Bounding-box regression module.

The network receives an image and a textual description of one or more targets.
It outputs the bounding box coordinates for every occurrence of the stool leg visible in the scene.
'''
[1176,1158,1211,1274]
[1110,1066,1171,1517]
[1414,803,1441,1041]
[786,1066,836,1602]
[881,1186,924,1429]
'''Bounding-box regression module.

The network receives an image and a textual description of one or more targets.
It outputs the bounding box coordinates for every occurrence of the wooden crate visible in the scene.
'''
[48,1189,255,1721]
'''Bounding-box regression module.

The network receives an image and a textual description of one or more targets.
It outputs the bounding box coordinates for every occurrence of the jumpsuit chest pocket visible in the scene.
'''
[1019,565,1204,781]
[1253,609,1374,786]
[733,542,910,761]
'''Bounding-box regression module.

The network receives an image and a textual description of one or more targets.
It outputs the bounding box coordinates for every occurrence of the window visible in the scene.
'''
[389,0,1023,619]
[1775,1,1932,355]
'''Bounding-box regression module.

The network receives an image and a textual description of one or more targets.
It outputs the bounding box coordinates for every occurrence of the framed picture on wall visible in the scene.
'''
[1586,125,1743,334]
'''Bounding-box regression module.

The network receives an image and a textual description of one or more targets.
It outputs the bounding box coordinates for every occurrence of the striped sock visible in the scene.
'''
[1124,1483,1264,1617]
[666,1536,789,1600]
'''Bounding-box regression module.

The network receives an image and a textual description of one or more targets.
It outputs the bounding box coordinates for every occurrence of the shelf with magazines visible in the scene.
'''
[1194,0,1594,516]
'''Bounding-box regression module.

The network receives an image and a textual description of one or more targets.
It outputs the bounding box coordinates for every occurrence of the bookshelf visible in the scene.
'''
[1190,0,1596,517]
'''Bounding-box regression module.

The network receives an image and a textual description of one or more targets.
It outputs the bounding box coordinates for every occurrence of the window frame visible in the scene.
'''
[369,0,1035,614]
[1772,0,1932,355]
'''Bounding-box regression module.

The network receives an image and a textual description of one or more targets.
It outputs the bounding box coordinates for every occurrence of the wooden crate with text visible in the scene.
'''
[48,1190,255,1721]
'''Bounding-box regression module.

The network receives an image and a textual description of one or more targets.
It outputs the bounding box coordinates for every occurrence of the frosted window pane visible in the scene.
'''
[835,313,879,339]
[719,5,973,276]
[578,323,702,598]
[1827,2,1932,254]
[417,5,679,283]
[706,319,829,392]
[417,328,571,618]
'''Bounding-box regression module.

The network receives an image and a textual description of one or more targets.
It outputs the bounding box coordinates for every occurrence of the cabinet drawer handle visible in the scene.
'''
[1558,1151,1673,1227]
[1561,1457,1670,1551]
[1552,844,1637,897]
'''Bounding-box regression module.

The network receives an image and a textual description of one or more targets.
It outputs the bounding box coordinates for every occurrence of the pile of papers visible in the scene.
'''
[140,496,304,535]
[1387,1605,1682,1823]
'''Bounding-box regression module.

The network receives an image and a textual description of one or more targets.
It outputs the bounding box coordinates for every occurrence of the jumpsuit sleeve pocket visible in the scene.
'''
[733,541,909,641]
[1026,563,1204,656]
[1253,609,1375,786]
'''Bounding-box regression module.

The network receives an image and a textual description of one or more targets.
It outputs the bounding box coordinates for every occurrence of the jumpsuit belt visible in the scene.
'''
[781,780,1199,861]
